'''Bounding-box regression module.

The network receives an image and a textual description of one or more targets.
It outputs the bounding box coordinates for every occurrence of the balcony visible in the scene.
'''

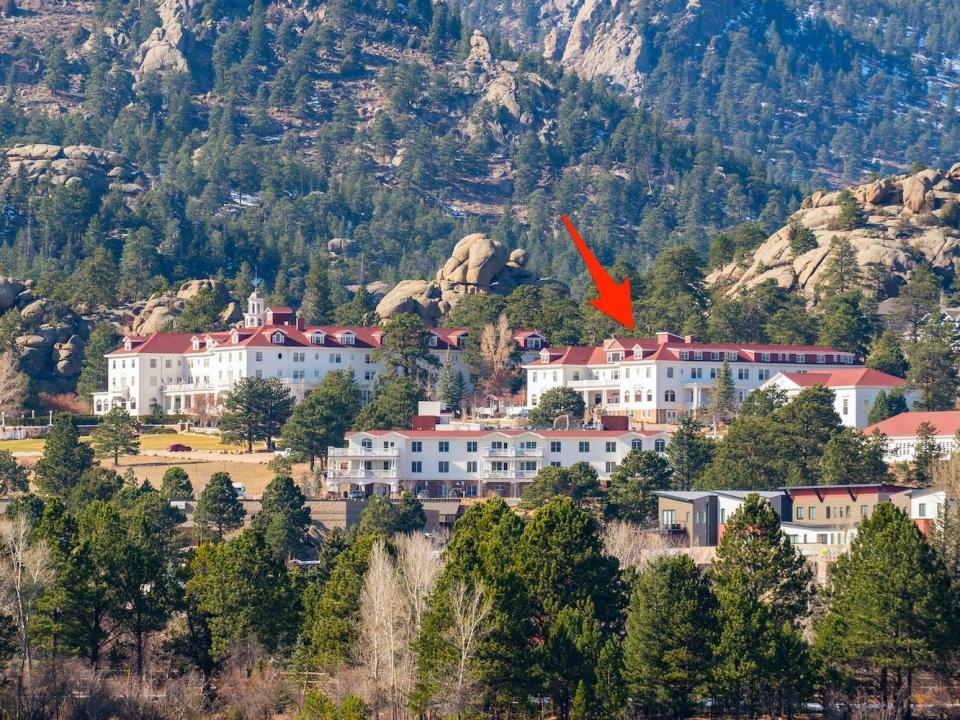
[567,378,618,389]
[482,447,543,458]
[327,469,398,481]
[482,469,539,480]
[329,447,400,458]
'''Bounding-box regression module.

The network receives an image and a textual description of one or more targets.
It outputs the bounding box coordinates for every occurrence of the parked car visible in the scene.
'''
[232,483,246,498]
[274,447,297,459]
[167,443,192,452]
[348,489,364,500]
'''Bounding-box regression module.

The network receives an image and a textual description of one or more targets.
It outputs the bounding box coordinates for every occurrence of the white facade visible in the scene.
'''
[326,427,673,498]
[864,411,960,462]
[525,332,858,423]
[93,291,510,417]
[760,368,915,428]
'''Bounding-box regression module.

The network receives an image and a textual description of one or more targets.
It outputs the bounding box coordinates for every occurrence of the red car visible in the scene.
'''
[166,443,192,452]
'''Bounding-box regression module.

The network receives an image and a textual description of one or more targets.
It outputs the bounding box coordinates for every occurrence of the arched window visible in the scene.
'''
[646,390,652,402]
[130,399,137,410]
[664,390,676,402]
[95,401,102,412]
[655,439,666,453]
[623,392,631,403]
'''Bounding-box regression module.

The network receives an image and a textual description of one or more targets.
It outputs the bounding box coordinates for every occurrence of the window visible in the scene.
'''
[720,508,727,523]
[165,359,172,369]
[796,354,806,364]
[808,507,816,520]
[691,367,702,379]
[365,353,372,364]
[758,369,770,381]
[492,441,506,450]
[551,461,561,467]
[293,369,305,379]
[361,439,372,449]
[364,371,374,381]
[411,441,422,453]
[631,439,642,450]
[842,398,849,415]
[438,461,449,473]
[550,441,561,452]
[272,332,285,344]
[341,333,355,345]
[761,352,770,362]
[861,505,869,517]
[918,502,927,518]
[654,439,666,452]
[149,358,157,369]
[796,506,804,520]
[254,352,263,362]
[666,367,674,378]
[693,351,702,360]
[738,368,750,380]
[826,507,831,520]
[662,510,675,526]
[294,352,305,362]
[816,533,829,545]
[411,461,422,473]
[521,441,538,449]
[679,351,689,360]
[439,441,449,453]
[467,441,478,452]
[605,441,616,452]
[579,441,590,453]
[664,390,676,402]
[605,461,616,472]
[467,461,478,473]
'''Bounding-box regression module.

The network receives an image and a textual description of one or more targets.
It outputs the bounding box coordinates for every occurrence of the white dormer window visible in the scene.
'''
[339,331,355,345]
[272,331,286,344]
[230,329,239,344]
[679,351,689,360]
[457,336,467,348]
[817,353,825,364]
[540,350,550,362]
[693,351,702,360]
[429,335,439,347]
[761,352,770,362]
[528,337,541,349]
[192,337,200,351]
[312,332,326,345]
[123,337,133,351]
[711,351,719,360]
[607,352,622,363]
[796,354,805,363]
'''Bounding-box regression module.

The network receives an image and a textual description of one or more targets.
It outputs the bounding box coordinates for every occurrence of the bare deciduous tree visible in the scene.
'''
[476,315,518,398]
[395,533,441,635]
[357,540,411,720]
[0,512,54,704]
[439,579,492,718]
[602,519,678,570]
[0,352,28,416]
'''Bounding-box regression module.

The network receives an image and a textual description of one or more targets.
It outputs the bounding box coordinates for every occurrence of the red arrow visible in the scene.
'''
[561,214,635,330]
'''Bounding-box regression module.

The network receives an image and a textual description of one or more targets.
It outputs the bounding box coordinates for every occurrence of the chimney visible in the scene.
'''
[295,312,304,331]
[411,415,438,431]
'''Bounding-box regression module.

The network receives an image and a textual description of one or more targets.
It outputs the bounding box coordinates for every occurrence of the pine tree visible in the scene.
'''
[300,251,333,324]
[893,262,942,343]
[33,413,95,498]
[913,421,942,486]
[709,495,812,718]
[90,406,140,465]
[820,235,862,295]
[160,466,193,499]
[604,450,672,524]
[907,314,960,410]
[77,323,119,404]
[833,190,866,230]
[709,359,736,427]
[219,377,295,451]
[666,415,716,490]
[334,286,376,326]
[280,370,361,470]
[436,355,465,412]
[353,376,424,431]
[816,503,954,720]
[866,330,909,378]
[194,472,246,541]
[0,449,28,495]
[253,474,310,559]
[623,555,716,719]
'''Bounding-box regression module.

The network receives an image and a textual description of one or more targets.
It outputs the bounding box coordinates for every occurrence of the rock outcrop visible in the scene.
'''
[376,234,534,323]
[123,279,241,335]
[135,0,194,79]
[707,164,960,302]
[0,277,92,394]
[3,144,147,200]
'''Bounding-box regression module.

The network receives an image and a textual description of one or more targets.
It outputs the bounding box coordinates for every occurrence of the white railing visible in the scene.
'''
[567,378,617,389]
[329,447,400,458]
[327,469,398,481]
[482,469,539,480]
[481,447,543,458]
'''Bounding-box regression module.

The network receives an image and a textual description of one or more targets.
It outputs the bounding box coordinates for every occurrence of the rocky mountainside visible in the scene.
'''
[460,0,960,181]
[706,164,960,301]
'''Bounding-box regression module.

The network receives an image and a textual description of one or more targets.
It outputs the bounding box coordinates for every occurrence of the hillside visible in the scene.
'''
[458,0,960,182]
[706,163,960,301]
[0,0,799,311]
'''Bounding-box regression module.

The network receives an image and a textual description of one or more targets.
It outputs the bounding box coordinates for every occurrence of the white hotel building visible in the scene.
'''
[525,332,860,423]
[326,426,673,498]
[94,290,549,417]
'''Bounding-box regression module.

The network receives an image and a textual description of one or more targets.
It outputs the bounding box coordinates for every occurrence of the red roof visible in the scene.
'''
[775,368,905,388]
[865,411,960,438]
[108,325,468,355]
